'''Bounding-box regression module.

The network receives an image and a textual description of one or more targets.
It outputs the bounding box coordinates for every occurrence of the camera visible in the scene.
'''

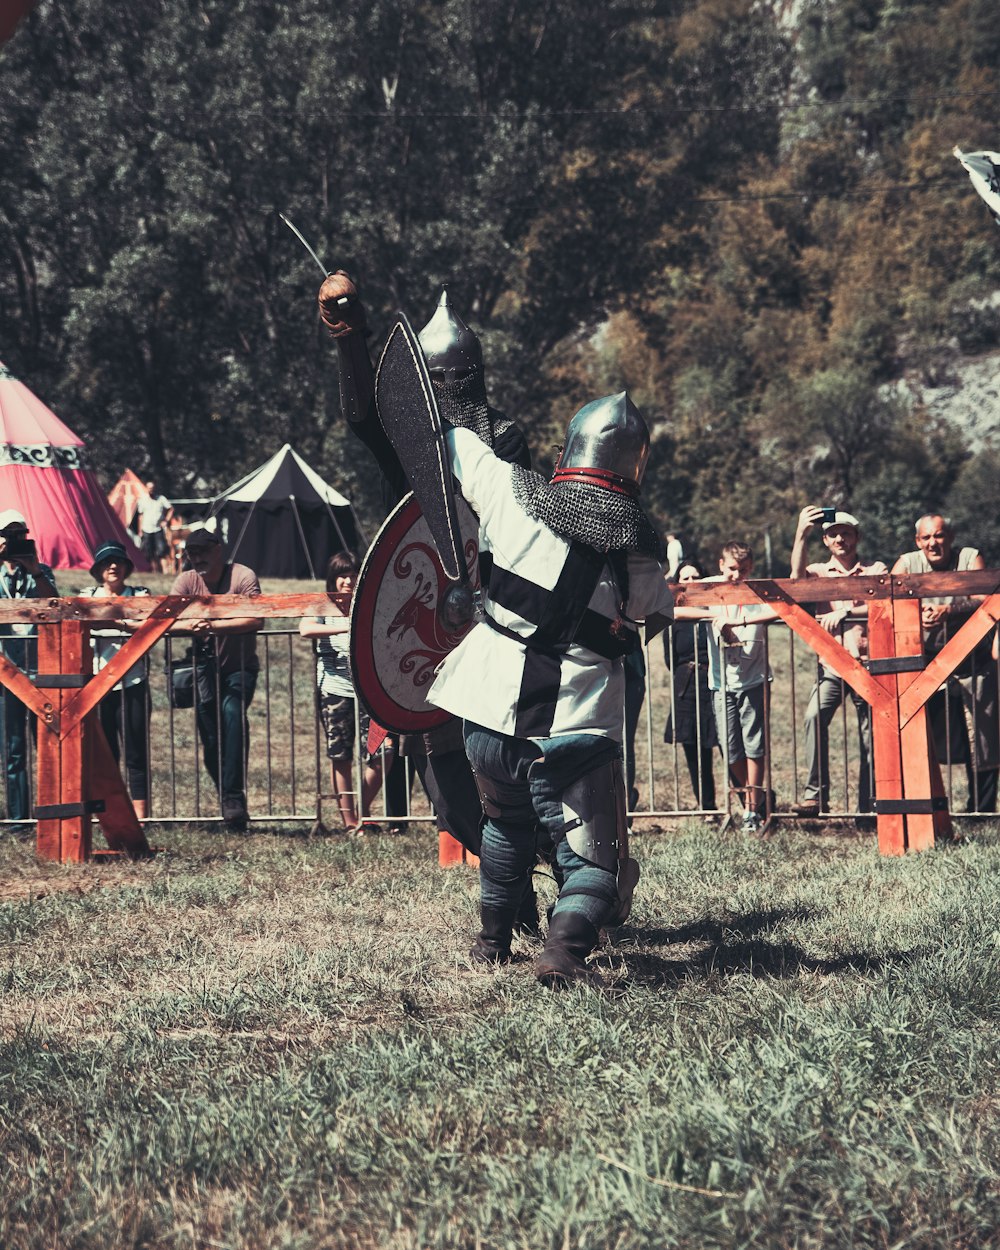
[3,535,36,561]
[820,507,837,525]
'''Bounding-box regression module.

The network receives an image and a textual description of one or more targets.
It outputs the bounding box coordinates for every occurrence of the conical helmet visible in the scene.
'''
[417,289,484,381]
[553,392,649,496]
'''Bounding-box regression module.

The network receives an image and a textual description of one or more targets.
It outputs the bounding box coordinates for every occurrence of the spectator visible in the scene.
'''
[138,479,173,574]
[790,506,887,821]
[892,514,998,813]
[170,520,262,833]
[703,542,778,834]
[664,559,719,814]
[82,541,152,818]
[299,551,391,831]
[0,510,58,822]
[664,531,685,579]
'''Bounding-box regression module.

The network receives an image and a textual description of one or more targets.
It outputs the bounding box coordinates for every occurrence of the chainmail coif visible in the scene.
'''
[510,465,661,558]
[433,372,515,448]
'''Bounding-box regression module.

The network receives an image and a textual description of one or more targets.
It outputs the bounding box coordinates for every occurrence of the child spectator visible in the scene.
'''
[703,541,778,833]
[299,551,390,832]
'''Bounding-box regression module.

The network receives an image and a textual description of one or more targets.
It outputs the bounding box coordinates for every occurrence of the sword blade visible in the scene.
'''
[279,213,330,276]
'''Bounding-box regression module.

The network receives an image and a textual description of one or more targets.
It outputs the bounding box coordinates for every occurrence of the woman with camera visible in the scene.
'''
[0,510,58,822]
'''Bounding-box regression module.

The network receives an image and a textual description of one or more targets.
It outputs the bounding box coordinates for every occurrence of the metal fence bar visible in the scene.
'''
[4,618,1000,833]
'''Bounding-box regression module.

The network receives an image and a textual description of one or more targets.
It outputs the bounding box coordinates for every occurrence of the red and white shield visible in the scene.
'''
[350,492,480,734]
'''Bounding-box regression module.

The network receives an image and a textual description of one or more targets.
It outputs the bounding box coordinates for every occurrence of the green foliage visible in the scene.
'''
[0,0,997,552]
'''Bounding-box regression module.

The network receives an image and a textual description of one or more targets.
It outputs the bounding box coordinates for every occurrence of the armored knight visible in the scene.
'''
[319,274,529,506]
[317,272,531,865]
[424,392,673,987]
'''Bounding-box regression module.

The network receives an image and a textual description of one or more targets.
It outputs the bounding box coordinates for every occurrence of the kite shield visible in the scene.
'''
[350,492,481,734]
[375,313,468,583]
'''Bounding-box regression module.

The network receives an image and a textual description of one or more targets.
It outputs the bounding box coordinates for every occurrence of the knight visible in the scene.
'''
[420,390,673,987]
[319,273,530,507]
[317,271,533,892]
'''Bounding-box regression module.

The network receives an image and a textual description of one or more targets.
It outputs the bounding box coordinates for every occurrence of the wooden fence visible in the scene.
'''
[0,571,998,861]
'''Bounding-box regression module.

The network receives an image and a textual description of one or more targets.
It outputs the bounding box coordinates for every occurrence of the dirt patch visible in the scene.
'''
[0,871,153,904]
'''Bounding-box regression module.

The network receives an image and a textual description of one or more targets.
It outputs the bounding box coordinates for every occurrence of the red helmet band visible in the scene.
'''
[550,467,639,497]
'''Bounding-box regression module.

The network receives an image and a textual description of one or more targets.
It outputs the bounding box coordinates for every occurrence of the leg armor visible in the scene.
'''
[558,757,639,925]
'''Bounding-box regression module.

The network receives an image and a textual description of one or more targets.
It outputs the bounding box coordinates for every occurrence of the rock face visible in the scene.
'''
[922,353,1000,451]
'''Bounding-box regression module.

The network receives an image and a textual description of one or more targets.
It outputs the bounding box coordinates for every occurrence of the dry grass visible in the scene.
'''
[4,817,1000,1248]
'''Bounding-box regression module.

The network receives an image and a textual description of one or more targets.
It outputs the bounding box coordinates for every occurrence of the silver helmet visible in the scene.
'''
[553,392,649,496]
[418,288,500,446]
[418,288,484,382]
[510,392,659,555]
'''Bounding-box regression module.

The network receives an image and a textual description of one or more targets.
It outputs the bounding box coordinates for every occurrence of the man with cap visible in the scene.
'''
[892,514,998,813]
[170,520,263,833]
[790,505,887,821]
[0,510,58,822]
[425,392,673,987]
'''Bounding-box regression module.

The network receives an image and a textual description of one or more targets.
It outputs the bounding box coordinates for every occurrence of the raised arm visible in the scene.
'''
[790,505,825,579]
[319,271,410,507]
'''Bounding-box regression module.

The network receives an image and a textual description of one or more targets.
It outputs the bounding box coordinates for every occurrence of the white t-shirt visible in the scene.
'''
[83,585,151,688]
[427,429,673,741]
[138,493,170,535]
[703,578,772,692]
[310,617,355,699]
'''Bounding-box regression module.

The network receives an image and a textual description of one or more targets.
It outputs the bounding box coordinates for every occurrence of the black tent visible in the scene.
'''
[209,444,362,579]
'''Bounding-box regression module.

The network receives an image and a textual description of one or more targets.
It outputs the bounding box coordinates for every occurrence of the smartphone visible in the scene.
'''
[3,535,36,560]
[820,507,837,525]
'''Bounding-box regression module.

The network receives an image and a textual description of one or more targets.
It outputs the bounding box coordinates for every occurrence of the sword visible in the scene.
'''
[279,212,330,275]
[280,214,351,310]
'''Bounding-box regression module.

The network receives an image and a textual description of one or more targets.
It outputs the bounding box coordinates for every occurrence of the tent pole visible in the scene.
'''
[224,500,257,565]
[348,505,367,548]
[289,495,317,580]
[322,496,354,554]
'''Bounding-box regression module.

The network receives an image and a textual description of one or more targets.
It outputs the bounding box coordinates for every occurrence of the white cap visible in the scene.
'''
[822,511,860,531]
[185,518,221,545]
[0,509,28,532]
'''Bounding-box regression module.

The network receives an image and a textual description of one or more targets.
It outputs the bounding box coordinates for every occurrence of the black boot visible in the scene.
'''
[535,911,602,988]
[514,885,542,939]
[469,906,516,966]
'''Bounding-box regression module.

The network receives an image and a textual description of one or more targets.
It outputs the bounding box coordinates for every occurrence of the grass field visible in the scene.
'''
[3,815,1000,1249]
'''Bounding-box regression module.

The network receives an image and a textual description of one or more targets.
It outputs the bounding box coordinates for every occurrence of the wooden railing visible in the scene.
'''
[1,573,998,860]
[677,569,1000,854]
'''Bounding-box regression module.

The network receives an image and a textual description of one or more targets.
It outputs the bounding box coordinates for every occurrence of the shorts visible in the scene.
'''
[142,531,168,561]
[319,691,377,763]
[713,684,768,763]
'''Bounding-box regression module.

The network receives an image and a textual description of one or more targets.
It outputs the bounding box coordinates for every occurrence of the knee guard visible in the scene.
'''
[558,757,639,925]
[470,766,505,820]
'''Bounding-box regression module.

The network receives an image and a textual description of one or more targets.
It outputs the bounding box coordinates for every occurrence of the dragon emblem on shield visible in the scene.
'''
[385,536,479,688]
[352,492,484,733]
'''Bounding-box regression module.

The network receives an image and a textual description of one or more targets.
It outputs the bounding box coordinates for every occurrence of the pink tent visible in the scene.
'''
[0,361,149,571]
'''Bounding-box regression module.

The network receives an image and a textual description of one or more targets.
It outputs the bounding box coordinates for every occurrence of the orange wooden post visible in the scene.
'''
[438,830,466,865]
[892,597,936,851]
[867,601,907,855]
[34,621,91,862]
[438,830,479,867]
[84,712,150,856]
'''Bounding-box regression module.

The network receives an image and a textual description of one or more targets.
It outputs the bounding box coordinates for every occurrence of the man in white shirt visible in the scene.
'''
[138,480,173,573]
[428,392,673,987]
[892,514,997,812]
